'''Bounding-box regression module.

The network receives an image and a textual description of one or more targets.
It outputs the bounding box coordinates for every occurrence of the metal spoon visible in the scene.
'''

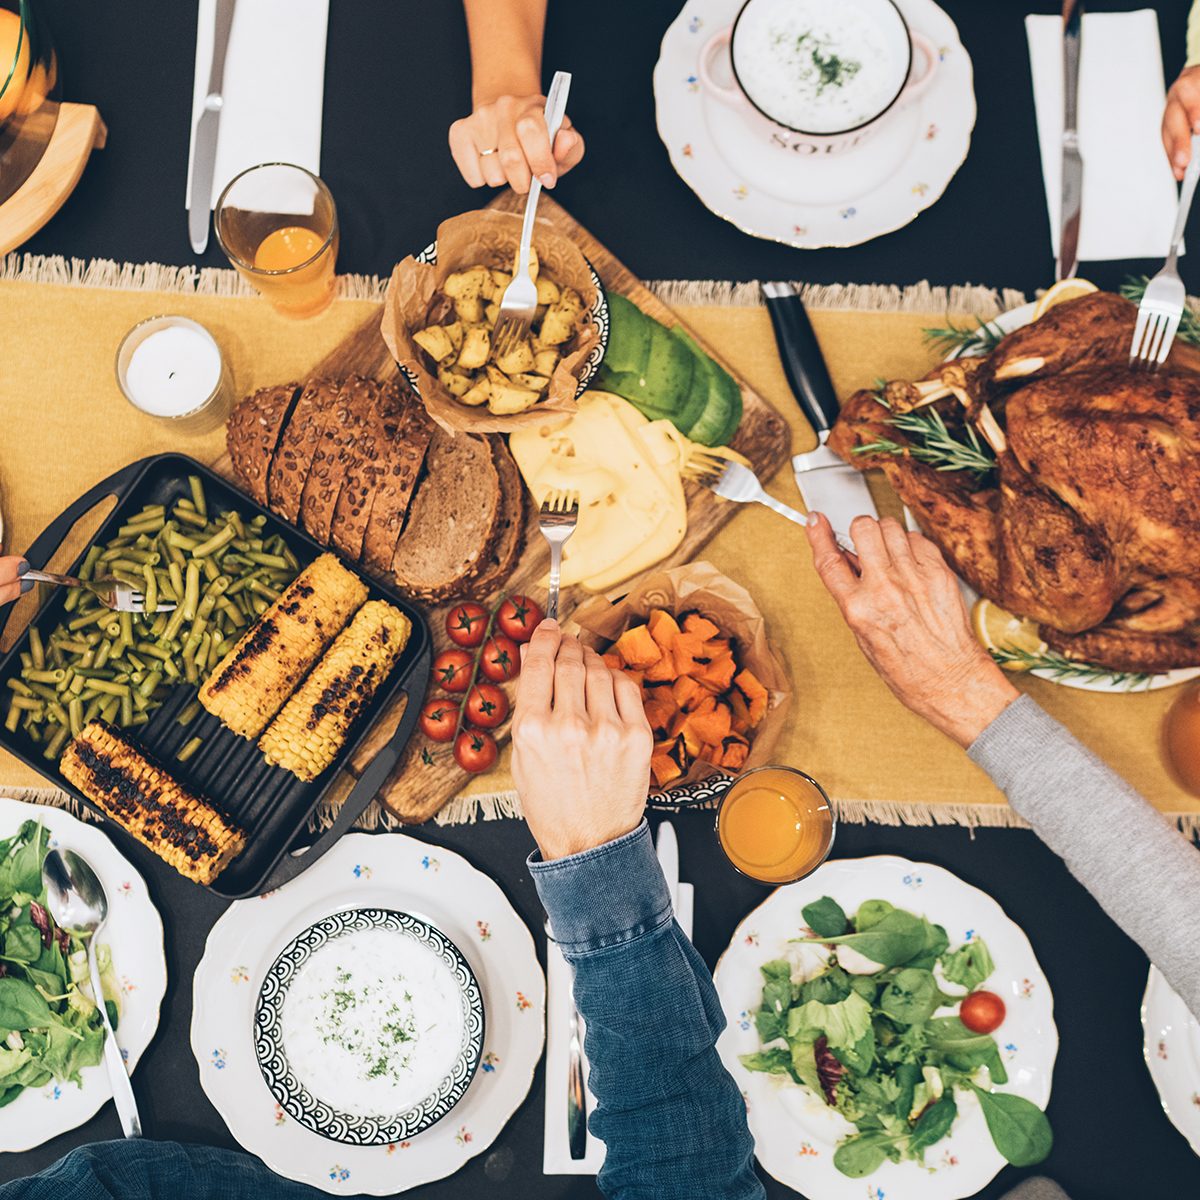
[42,849,142,1138]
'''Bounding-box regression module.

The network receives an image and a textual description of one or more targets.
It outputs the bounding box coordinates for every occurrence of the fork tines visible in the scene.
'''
[492,316,529,361]
[539,488,580,518]
[1130,303,1181,367]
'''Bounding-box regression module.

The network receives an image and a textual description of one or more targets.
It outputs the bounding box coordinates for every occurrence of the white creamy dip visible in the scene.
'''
[733,0,904,133]
[281,928,465,1117]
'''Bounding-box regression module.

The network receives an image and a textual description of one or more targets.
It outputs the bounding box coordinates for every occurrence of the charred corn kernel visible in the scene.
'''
[199,554,368,740]
[60,721,246,886]
[260,601,411,782]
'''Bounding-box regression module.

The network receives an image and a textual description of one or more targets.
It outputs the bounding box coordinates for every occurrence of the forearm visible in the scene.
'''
[530,822,764,1200]
[970,695,1200,1016]
[463,0,545,104]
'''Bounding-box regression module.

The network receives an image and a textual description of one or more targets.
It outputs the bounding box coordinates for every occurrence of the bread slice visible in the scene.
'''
[330,377,391,562]
[390,430,503,602]
[461,439,527,600]
[298,379,357,544]
[360,383,434,577]
[226,382,301,506]
[268,379,334,522]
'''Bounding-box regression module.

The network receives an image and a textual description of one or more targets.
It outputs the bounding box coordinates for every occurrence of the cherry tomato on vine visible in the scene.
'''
[433,649,473,693]
[418,698,459,742]
[445,602,489,648]
[960,991,1006,1034]
[479,635,521,683]
[496,594,543,643]
[454,728,498,774]
[465,682,509,729]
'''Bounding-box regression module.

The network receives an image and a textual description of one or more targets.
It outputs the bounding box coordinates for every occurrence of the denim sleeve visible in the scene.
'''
[529,820,764,1200]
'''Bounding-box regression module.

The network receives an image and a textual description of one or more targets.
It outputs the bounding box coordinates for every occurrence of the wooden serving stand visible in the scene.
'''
[0,102,106,254]
[211,192,791,824]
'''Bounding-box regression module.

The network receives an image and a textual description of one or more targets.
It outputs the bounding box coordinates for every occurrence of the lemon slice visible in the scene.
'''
[1031,278,1098,321]
[971,599,1047,668]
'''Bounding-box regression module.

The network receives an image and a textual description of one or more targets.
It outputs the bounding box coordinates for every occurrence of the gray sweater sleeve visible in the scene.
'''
[969,694,1200,1017]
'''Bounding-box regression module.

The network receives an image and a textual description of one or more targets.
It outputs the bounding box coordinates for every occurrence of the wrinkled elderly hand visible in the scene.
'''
[806,513,1019,748]
[449,96,585,193]
[511,619,652,860]
[0,556,29,606]
[1163,65,1200,180]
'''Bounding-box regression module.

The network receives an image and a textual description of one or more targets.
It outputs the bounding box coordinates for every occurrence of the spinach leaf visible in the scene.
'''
[942,938,995,990]
[833,1027,876,1076]
[879,968,940,1026]
[854,900,894,930]
[893,1061,921,1120]
[105,1000,119,1032]
[4,924,42,966]
[805,909,927,967]
[802,896,848,938]
[754,959,793,1042]
[739,1048,793,1077]
[788,991,873,1051]
[926,1016,1007,1083]
[0,1046,31,1082]
[799,966,850,1006]
[832,1131,899,1178]
[910,1091,958,1156]
[849,975,879,1003]
[968,1083,1053,1166]
[0,1084,22,1108]
[6,823,46,899]
[0,978,55,1031]
[908,920,950,970]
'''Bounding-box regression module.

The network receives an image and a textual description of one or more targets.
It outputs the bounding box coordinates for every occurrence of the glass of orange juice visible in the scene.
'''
[214,163,339,318]
[716,765,836,885]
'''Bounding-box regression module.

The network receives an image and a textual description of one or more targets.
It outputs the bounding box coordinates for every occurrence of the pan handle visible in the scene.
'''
[256,640,434,894]
[0,457,152,644]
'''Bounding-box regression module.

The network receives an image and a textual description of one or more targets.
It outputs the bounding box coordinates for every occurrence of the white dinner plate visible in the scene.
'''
[654,0,975,249]
[191,832,545,1195]
[714,855,1057,1200]
[1142,965,1200,1158]
[0,797,166,1152]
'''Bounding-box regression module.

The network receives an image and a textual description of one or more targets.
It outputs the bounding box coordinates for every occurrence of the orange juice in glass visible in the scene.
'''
[716,765,835,885]
[215,163,338,318]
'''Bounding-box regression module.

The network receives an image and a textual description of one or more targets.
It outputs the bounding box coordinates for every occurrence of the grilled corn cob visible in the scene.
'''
[259,600,411,781]
[60,721,246,885]
[199,553,368,738]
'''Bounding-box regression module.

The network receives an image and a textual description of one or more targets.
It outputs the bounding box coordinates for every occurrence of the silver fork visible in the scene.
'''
[492,71,573,362]
[1131,132,1200,366]
[537,489,579,621]
[20,569,176,614]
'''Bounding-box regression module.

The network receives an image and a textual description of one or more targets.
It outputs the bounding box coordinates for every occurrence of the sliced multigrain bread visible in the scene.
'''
[360,384,434,577]
[390,430,503,602]
[329,377,392,562]
[267,379,335,522]
[226,382,302,506]
[461,439,527,599]
[299,378,358,545]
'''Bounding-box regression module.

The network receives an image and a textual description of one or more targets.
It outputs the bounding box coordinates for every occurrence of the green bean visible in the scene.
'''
[126,653,147,673]
[161,657,181,681]
[119,691,133,727]
[24,682,60,703]
[62,586,82,614]
[177,699,202,727]
[194,632,213,675]
[86,679,130,698]
[167,560,185,599]
[68,672,86,696]
[46,701,68,727]
[118,516,164,538]
[52,637,93,656]
[67,608,113,633]
[251,595,269,616]
[28,626,45,671]
[136,670,163,699]
[248,578,281,603]
[173,506,208,529]
[68,697,83,737]
[5,703,21,733]
[111,569,144,590]
[5,679,33,696]
[191,524,236,558]
[159,604,188,645]
[176,735,204,763]
[188,475,207,518]
[281,545,300,571]
[141,564,158,615]
[244,551,289,570]
[9,695,43,713]
[82,697,103,725]
[166,529,199,551]
[78,545,102,582]
[200,556,220,583]
[116,547,159,565]
[18,652,30,671]
[134,641,173,663]
[23,668,65,685]
[43,726,70,760]
[182,561,201,621]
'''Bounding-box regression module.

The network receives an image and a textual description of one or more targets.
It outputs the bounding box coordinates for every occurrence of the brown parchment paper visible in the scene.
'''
[380,208,600,435]
[570,561,792,795]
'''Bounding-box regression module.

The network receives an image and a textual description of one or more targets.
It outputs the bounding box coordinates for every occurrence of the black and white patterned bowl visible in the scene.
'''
[254,908,485,1145]
[406,241,610,399]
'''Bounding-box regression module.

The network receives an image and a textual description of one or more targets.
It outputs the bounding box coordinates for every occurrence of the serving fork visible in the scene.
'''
[1130,132,1200,366]
[19,568,175,614]
[492,71,573,361]
[537,489,579,621]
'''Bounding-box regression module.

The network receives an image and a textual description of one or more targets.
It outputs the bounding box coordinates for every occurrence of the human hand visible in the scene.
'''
[449,95,584,193]
[1163,65,1200,180]
[805,513,1019,748]
[0,556,30,606]
[511,619,652,860]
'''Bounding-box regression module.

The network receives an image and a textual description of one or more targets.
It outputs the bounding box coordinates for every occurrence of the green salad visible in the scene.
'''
[0,822,118,1107]
[740,895,1052,1178]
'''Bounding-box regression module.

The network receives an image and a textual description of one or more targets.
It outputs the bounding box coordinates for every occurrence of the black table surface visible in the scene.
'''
[7,0,1200,1195]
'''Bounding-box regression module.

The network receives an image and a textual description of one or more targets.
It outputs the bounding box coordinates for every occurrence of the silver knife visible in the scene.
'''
[761,282,878,551]
[656,820,679,914]
[1057,0,1083,281]
[189,0,237,254]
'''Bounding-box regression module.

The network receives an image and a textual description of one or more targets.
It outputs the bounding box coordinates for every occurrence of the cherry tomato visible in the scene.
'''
[418,698,459,743]
[433,649,474,693]
[454,728,498,774]
[465,682,509,729]
[445,602,489,649]
[479,634,521,683]
[496,594,544,643]
[960,990,1006,1034]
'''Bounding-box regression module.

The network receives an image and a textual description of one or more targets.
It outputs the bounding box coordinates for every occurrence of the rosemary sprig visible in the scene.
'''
[1120,276,1200,346]
[989,645,1153,689]
[853,406,997,477]
[923,317,1007,359]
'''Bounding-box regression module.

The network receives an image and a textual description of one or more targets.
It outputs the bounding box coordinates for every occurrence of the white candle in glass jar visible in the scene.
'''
[116,316,229,424]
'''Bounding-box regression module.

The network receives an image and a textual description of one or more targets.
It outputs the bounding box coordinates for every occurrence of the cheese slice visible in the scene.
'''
[509,391,688,591]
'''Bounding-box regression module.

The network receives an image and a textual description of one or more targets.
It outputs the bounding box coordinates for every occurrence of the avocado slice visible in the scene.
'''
[673,328,743,446]
[600,291,654,377]
[596,319,695,413]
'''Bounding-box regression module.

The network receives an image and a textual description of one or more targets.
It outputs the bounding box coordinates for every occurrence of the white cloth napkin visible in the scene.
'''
[185,0,329,213]
[542,883,695,1175]
[1026,10,1182,262]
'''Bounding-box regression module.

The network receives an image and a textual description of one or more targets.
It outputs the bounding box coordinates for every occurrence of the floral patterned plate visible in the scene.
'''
[653,0,975,249]
[713,855,1057,1200]
[191,832,545,1195]
[0,797,166,1152]
[1142,966,1200,1158]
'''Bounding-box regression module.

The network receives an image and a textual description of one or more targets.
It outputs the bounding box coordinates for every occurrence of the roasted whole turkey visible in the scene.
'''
[829,292,1200,672]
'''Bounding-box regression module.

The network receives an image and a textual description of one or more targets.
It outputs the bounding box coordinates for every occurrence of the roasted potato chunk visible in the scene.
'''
[488,378,541,414]
[494,339,535,375]
[533,347,561,376]
[443,266,489,300]
[457,326,491,370]
[454,296,485,325]
[413,325,456,363]
[461,377,492,406]
[438,367,473,397]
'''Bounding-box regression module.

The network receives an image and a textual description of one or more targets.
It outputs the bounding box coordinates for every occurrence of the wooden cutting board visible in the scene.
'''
[211,192,790,823]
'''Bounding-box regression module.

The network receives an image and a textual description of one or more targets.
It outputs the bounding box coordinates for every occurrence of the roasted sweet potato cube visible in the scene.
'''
[648,609,682,654]
[644,653,677,683]
[697,743,722,764]
[671,630,709,677]
[688,701,732,746]
[651,735,689,788]
[672,676,703,712]
[718,735,750,770]
[734,668,769,725]
[728,690,752,733]
[643,694,678,735]
[614,624,660,669]
[681,612,721,641]
[602,652,623,671]
[696,651,736,693]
